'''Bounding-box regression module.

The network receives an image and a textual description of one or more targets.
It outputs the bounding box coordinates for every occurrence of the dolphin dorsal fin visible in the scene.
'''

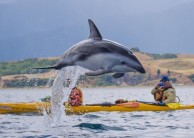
[88,19,102,40]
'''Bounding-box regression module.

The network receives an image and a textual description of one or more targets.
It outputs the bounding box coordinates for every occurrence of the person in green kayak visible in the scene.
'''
[40,95,51,102]
[151,75,176,106]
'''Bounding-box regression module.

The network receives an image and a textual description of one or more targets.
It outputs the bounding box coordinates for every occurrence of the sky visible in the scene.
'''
[0,0,194,61]
[0,0,17,4]
[0,0,193,13]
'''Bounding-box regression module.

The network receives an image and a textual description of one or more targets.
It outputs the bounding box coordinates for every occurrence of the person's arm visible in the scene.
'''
[151,87,158,95]
[163,89,176,104]
[151,82,164,95]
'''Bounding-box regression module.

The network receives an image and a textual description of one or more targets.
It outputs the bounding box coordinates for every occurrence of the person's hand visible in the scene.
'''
[155,82,163,89]
[157,101,165,106]
[155,82,164,91]
[157,87,164,91]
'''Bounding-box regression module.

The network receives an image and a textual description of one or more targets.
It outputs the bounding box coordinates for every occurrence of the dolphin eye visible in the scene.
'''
[121,61,126,65]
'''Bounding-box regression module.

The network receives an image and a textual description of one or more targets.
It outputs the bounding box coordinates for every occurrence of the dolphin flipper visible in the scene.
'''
[112,73,125,78]
[85,69,110,76]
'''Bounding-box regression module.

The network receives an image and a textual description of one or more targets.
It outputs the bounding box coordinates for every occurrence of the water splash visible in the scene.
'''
[49,66,87,124]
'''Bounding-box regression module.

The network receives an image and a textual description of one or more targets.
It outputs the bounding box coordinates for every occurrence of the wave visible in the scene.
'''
[73,123,126,132]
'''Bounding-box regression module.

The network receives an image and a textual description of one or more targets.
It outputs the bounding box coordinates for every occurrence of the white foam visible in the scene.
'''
[49,66,87,125]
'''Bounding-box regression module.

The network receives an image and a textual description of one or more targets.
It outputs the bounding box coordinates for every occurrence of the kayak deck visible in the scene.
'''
[0,102,50,114]
[0,102,194,115]
[65,102,194,114]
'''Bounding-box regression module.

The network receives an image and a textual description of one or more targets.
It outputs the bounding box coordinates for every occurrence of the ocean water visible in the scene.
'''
[0,86,194,138]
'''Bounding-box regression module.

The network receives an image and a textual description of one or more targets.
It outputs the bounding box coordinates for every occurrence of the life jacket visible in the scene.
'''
[154,84,175,102]
[68,87,83,106]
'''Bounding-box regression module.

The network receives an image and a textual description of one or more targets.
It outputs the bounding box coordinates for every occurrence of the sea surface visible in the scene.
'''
[0,86,194,138]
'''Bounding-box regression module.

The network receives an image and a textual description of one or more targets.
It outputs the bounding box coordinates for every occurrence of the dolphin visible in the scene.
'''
[35,19,145,78]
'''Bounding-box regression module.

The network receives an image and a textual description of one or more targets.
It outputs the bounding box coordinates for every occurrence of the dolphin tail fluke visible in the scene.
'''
[34,62,67,70]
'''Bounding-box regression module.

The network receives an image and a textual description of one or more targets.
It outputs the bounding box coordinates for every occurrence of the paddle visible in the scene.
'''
[85,102,140,108]
[137,100,180,109]
[85,103,113,107]
[86,101,180,109]
[166,103,180,109]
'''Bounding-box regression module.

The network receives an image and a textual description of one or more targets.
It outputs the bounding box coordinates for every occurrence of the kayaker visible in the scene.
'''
[68,87,83,106]
[40,95,51,102]
[151,75,176,105]
[66,78,83,106]
[41,79,83,106]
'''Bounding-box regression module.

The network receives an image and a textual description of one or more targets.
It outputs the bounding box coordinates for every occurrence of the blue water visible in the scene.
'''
[0,86,194,138]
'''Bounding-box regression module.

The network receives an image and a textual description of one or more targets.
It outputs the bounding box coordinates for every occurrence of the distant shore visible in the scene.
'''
[1,52,194,88]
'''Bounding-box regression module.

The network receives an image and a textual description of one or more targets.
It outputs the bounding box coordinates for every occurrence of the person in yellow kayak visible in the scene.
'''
[41,78,83,106]
[151,75,176,106]
[40,95,51,102]
[66,78,83,106]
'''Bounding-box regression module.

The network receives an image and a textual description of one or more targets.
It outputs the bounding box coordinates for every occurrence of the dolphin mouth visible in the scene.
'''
[139,67,146,73]
[135,66,146,73]
[127,64,145,73]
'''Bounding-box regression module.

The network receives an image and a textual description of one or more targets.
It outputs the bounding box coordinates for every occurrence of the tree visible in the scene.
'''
[157,69,161,78]
[167,70,171,76]
[131,47,140,52]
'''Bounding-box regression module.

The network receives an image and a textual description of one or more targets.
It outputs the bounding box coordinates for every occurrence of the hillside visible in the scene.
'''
[1,52,194,88]
[140,53,194,86]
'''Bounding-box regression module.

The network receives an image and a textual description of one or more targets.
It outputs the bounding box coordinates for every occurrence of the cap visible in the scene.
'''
[160,75,169,82]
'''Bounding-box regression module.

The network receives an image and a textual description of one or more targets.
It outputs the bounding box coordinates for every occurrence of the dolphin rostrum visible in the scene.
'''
[35,19,145,78]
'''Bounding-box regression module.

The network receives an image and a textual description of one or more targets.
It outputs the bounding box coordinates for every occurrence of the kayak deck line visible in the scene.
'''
[0,101,194,115]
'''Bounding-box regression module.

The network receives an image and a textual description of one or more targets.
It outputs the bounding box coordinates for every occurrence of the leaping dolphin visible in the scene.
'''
[35,19,145,78]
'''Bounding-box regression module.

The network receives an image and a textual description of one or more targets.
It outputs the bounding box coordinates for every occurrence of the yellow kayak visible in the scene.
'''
[0,102,50,114]
[0,101,194,115]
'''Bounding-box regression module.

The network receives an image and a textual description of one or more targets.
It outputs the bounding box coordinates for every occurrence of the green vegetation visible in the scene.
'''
[93,75,117,87]
[0,58,58,76]
[147,53,177,59]
[131,47,141,52]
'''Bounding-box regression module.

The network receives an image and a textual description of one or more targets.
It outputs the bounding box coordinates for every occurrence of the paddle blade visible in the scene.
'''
[167,103,180,109]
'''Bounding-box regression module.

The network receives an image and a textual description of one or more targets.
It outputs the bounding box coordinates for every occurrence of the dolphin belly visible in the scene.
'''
[76,53,120,71]
[111,65,137,72]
